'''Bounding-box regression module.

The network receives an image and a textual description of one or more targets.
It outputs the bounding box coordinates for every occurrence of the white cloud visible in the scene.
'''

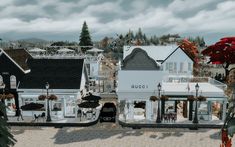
[168,0,215,12]
[0,0,234,42]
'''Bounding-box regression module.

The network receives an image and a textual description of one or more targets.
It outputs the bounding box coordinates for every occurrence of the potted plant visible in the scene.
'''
[197,96,207,101]
[150,96,158,102]
[38,95,46,100]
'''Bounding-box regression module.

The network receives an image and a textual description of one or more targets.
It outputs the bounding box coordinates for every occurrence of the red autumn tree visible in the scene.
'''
[178,39,199,75]
[201,37,235,79]
[178,39,199,62]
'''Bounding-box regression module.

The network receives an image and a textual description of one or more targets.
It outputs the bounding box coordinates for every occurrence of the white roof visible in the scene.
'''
[87,48,104,52]
[162,82,226,98]
[123,45,178,61]
[29,48,46,52]
[57,48,74,53]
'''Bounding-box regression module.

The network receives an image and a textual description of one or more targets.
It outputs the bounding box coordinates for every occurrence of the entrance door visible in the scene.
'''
[65,98,76,117]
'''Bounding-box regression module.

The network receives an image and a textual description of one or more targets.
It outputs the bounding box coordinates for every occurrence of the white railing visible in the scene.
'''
[162,76,227,90]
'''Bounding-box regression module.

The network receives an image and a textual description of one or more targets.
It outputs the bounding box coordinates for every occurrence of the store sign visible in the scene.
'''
[131,84,148,89]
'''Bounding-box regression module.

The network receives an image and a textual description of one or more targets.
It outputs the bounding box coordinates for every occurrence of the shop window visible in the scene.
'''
[22,98,34,105]
[52,99,62,111]
[10,75,16,89]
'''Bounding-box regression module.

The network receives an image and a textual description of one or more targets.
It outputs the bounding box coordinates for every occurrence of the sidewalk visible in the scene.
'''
[118,114,224,129]
[7,112,100,127]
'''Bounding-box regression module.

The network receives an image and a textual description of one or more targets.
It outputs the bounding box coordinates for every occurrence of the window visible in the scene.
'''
[22,98,34,105]
[169,62,173,72]
[10,75,16,89]
[179,62,184,73]
[173,62,177,73]
[188,62,192,71]
[165,63,169,70]
[0,75,3,85]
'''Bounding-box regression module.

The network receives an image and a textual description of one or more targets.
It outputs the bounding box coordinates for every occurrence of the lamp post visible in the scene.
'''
[193,83,199,124]
[156,83,161,123]
[45,82,51,122]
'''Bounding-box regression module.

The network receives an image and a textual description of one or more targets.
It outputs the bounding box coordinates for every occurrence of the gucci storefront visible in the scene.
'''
[117,70,165,121]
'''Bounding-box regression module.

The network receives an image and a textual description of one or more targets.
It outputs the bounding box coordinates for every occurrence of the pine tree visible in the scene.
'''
[79,21,93,53]
[0,102,16,147]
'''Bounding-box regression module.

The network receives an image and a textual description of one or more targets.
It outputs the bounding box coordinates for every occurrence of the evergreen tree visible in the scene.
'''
[79,21,93,53]
[0,102,16,147]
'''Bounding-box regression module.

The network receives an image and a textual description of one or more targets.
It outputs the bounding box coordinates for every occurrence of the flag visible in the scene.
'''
[186,83,190,92]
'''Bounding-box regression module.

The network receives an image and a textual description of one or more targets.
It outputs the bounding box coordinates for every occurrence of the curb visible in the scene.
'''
[118,120,223,129]
[7,119,99,128]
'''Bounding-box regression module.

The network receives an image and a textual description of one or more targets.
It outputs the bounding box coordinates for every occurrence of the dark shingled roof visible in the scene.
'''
[19,58,84,89]
[4,49,32,71]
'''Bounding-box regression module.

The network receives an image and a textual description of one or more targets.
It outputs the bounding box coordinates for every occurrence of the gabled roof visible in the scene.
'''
[123,45,178,61]
[1,48,32,73]
[123,45,195,64]
[161,46,195,63]
[122,48,160,70]
[19,58,85,89]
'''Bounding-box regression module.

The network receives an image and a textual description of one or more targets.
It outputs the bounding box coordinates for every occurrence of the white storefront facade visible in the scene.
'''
[117,45,228,123]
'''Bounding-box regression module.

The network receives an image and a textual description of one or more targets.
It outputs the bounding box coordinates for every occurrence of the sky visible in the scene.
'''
[0,0,235,44]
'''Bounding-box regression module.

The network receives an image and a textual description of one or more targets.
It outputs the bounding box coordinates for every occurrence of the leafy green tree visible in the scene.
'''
[79,21,93,53]
[0,102,16,147]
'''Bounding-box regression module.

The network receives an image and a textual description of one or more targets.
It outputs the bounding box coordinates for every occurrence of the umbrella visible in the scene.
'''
[78,102,100,108]
[82,93,101,102]
[57,48,74,53]
[29,48,46,53]
[87,48,104,53]
[20,103,44,110]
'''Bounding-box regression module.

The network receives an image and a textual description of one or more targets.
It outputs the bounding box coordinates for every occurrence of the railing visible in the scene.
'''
[163,76,227,90]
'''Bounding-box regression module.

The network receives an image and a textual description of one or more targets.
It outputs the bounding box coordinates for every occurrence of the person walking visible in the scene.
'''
[17,108,24,121]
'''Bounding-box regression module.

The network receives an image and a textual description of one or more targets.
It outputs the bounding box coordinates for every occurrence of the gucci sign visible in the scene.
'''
[131,84,148,89]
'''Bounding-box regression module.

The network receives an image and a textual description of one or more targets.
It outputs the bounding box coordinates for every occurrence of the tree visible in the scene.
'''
[0,102,17,147]
[79,21,93,53]
[178,39,199,62]
[201,37,235,79]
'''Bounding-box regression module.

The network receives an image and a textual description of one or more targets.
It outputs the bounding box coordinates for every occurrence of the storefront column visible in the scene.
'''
[208,101,212,120]
[188,101,193,121]
[174,100,177,113]
[129,100,134,120]
[146,101,151,120]
[161,100,165,115]
[222,101,226,121]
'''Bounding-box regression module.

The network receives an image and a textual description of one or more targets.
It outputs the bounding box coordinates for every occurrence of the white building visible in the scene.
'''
[17,58,88,118]
[117,45,228,123]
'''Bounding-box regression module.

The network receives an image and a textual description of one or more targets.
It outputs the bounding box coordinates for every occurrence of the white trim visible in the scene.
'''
[0,48,29,74]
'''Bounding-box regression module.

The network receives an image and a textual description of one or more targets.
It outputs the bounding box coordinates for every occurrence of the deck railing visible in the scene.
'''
[162,76,227,90]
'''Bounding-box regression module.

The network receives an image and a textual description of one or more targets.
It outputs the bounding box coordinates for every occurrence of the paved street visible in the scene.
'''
[10,123,235,147]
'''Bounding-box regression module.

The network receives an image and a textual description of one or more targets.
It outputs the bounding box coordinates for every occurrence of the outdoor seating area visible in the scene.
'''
[162,112,177,123]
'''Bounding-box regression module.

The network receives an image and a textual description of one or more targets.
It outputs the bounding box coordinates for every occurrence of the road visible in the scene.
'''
[11,123,234,147]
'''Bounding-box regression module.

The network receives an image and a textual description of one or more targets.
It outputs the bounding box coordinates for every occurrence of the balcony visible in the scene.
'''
[162,76,227,90]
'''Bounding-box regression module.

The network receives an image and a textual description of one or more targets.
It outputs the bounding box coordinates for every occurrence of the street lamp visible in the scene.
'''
[45,82,51,122]
[193,83,199,124]
[156,83,162,123]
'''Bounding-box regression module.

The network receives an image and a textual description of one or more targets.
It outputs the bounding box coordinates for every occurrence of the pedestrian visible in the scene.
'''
[17,108,24,121]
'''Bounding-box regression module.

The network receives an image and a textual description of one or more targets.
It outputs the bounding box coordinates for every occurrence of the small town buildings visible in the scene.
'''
[117,45,228,123]
[17,58,88,118]
[0,48,32,116]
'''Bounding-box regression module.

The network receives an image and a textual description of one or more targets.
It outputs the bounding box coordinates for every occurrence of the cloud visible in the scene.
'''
[0,0,234,43]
